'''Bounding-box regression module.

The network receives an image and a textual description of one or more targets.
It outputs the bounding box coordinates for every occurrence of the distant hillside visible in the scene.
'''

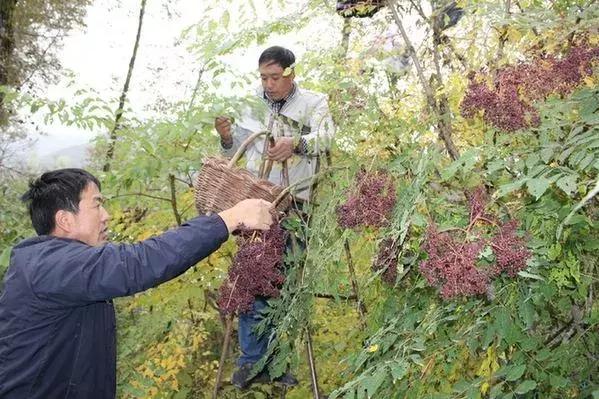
[38,143,90,169]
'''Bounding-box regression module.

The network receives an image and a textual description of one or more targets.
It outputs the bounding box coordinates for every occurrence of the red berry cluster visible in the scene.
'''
[491,220,531,278]
[372,238,399,285]
[461,45,599,131]
[217,223,288,315]
[419,187,531,300]
[420,227,490,300]
[337,170,399,284]
[336,170,397,229]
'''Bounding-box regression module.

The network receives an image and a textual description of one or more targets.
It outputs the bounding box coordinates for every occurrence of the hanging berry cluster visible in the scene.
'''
[461,45,599,132]
[336,170,397,229]
[372,237,399,285]
[419,187,531,300]
[337,170,400,284]
[217,223,288,315]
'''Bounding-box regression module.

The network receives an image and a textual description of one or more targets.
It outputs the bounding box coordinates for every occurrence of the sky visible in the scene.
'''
[30,0,208,159]
[28,0,332,159]
[24,0,423,167]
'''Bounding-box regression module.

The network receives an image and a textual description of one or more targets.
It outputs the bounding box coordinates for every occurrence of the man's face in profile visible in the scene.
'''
[68,183,110,246]
[259,61,294,101]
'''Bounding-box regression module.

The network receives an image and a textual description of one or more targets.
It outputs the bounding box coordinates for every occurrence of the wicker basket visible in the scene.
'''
[194,131,290,214]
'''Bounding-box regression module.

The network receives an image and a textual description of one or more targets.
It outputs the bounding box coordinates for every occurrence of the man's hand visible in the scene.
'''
[214,116,232,142]
[267,137,294,162]
[218,199,273,233]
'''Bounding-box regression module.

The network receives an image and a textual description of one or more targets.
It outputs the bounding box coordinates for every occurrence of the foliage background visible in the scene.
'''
[0,0,597,398]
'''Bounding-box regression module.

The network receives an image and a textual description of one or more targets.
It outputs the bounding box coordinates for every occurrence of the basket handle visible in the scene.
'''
[226,130,267,168]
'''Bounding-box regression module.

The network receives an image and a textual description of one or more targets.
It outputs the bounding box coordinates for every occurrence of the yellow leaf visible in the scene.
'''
[366,344,379,353]
[584,76,595,87]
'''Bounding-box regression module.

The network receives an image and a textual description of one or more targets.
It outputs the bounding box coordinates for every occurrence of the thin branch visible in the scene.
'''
[557,177,599,239]
[514,1,539,37]
[390,0,459,160]
[173,175,192,187]
[109,192,172,202]
[495,0,512,68]
[344,238,367,328]
[183,64,207,153]
[431,14,460,161]
[409,0,428,22]
[388,0,437,110]
[12,29,68,40]
[313,292,358,301]
[168,173,182,225]
[103,0,147,172]
[340,18,351,58]
[442,34,469,71]
[18,34,59,89]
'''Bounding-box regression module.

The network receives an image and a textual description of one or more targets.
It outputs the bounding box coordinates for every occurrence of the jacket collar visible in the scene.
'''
[261,83,298,114]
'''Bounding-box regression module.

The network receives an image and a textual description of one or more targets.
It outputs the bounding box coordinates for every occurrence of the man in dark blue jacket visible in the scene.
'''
[0,168,273,399]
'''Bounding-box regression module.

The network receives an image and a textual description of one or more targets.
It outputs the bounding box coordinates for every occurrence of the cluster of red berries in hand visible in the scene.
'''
[336,170,397,229]
[372,238,399,285]
[419,187,531,300]
[217,223,288,315]
[461,45,599,132]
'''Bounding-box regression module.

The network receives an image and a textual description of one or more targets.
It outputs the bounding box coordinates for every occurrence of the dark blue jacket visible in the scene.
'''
[0,215,228,398]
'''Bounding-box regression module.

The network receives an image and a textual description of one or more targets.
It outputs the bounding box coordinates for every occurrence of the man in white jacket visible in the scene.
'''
[214,46,335,389]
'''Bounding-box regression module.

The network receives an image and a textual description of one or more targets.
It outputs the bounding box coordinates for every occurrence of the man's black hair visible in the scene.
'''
[21,168,101,235]
[258,46,295,69]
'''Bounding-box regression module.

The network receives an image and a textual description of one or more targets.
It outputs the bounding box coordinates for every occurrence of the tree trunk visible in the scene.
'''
[494,0,512,69]
[103,0,147,172]
[432,18,460,161]
[340,18,351,58]
[389,0,460,161]
[0,0,18,123]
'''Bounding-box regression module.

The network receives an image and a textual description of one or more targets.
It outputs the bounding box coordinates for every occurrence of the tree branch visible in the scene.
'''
[173,175,192,187]
[389,0,459,160]
[431,7,460,161]
[340,18,351,58]
[109,192,171,202]
[495,0,512,68]
[389,1,436,111]
[169,173,182,226]
[0,0,18,121]
[182,64,207,153]
[103,0,147,172]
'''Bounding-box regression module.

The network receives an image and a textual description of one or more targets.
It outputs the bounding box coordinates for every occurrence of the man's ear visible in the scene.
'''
[54,210,74,233]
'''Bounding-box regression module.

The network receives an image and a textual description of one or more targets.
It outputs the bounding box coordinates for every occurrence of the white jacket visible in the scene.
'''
[221,86,335,201]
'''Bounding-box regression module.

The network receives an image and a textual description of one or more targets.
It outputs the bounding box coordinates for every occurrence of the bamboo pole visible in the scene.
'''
[212,314,234,399]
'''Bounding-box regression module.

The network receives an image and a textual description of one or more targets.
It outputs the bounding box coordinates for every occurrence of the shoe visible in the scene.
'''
[273,372,298,387]
[231,363,269,389]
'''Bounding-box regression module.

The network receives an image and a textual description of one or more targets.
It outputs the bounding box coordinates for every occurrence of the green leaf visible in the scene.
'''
[525,153,540,170]
[540,146,556,163]
[526,177,551,200]
[517,271,544,281]
[486,159,505,174]
[0,247,12,268]
[505,364,526,381]
[514,380,537,394]
[363,367,387,398]
[565,214,587,226]
[556,174,577,196]
[221,10,230,29]
[441,160,461,181]
[389,360,408,382]
[495,179,528,198]
[489,383,504,398]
